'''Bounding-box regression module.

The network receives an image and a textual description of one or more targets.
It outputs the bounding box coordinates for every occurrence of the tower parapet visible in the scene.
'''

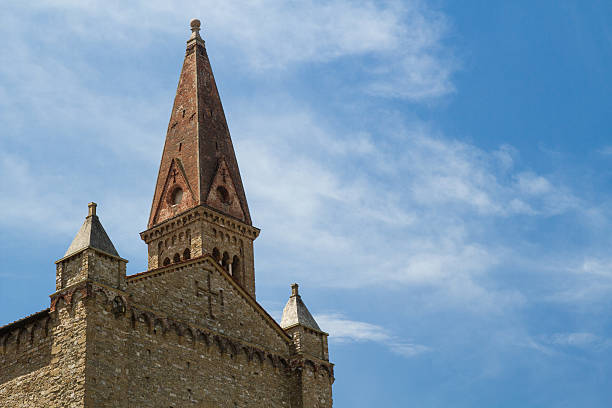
[55,202,127,292]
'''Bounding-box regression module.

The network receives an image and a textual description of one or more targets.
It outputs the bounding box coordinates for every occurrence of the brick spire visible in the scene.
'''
[148,19,252,228]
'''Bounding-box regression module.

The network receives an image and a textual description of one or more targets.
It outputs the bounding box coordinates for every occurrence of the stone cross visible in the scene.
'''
[195,272,223,319]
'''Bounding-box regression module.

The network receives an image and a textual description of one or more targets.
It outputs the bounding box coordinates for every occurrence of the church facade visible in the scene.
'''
[0,19,334,408]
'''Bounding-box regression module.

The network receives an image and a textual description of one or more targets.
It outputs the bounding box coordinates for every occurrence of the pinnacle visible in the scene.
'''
[280,284,321,331]
[63,202,120,259]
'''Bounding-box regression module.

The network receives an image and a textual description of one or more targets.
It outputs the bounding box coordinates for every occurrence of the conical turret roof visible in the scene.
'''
[280,284,321,331]
[63,202,119,258]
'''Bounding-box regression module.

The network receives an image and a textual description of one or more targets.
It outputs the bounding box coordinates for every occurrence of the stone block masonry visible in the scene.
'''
[0,18,334,407]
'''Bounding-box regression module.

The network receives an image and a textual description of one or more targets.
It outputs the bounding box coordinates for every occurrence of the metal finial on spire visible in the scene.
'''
[189,18,202,40]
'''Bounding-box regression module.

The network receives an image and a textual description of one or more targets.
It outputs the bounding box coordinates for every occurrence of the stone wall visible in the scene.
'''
[141,206,259,298]
[285,326,329,361]
[87,290,295,407]
[128,257,288,354]
[0,312,51,386]
[299,360,334,408]
[1,252,333,408]
[56,249,126,292]
[0,294,89,408]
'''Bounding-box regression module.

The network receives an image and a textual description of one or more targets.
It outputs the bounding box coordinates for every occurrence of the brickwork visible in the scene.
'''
[0,19,334,407]
[141,206,259,298]
[87,285,297,407]
[1,249,334,407]
[149,22,251,228]
[127,257,289,353]
[57,249,127,292]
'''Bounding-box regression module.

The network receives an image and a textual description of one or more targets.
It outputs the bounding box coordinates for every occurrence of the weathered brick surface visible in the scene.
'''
[149,23,251,228]
[141,206,259,298]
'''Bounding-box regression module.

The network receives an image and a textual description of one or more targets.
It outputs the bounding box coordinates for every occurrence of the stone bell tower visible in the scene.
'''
[1,19,335,408]
[140,19,259,297]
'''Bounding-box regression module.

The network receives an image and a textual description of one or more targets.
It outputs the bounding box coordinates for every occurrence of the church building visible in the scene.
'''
[0,19,334,407]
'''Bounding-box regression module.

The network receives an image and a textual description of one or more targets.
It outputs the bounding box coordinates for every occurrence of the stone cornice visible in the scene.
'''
[0,309,50,338]
[282,323,329,337]
[55,246,128,265]
[140,205,260,244]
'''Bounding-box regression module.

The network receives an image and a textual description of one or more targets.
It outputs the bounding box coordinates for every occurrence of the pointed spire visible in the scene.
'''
[148,19,252,228]
[63,202,119,258]
[280,283,322,331]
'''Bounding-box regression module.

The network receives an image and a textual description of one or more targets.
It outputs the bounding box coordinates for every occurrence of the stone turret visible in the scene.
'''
[281,284,333,407]
[281,283,329,361]
[55,202,127,291]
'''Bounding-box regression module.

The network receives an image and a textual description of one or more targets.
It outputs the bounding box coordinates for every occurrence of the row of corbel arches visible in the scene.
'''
[158,230,192,253]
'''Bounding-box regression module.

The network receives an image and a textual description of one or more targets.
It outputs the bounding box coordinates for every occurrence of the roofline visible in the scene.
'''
[0,309,50,337]
[126,254,292,344]
[55,246,129,264]
[281,322,329,337]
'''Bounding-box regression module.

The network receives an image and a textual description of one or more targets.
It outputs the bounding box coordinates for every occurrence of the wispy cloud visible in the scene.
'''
[549,332,600,347]
[0,0,607,314]
[315,313,429,357]
[2,0,455,101]
[537,332,612,352]
[234,103,586,315]
[598,146,612,156]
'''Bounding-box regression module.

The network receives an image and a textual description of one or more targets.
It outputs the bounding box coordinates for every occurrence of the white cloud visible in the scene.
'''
[2,0,455,101]
[549,332,599,347]
[542,257,612,303]
[598,146,612,156]
[234,104,583,312]
[0,0,603,313]
[315,313,429,357]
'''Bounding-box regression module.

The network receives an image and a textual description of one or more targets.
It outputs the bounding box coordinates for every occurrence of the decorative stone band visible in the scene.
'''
[289,356,335,381]
[127,303,333,381]
[49,281,93,312]
[49,280,127,313]
[0,310,51,354]
[141,205,260,244]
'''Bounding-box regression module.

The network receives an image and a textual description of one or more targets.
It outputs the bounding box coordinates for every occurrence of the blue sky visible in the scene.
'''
[1,1,612,406]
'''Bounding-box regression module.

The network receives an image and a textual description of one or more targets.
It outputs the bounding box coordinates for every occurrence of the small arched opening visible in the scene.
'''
[173,253,181,263]
[171,187,183,205]
[163,257,171,266]
[183,248,191,260]
[221,252,230,271]
[232,256,240,282]
[212,247,221,263]
[216,186,230,204]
